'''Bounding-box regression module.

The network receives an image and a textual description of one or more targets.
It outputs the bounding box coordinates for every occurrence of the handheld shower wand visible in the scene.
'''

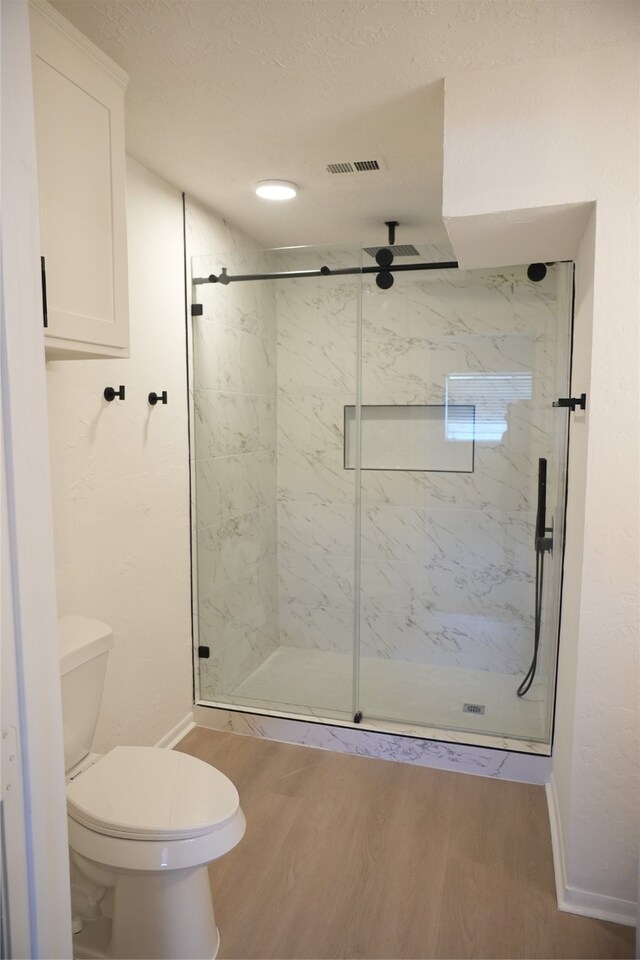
[517,458,553,698]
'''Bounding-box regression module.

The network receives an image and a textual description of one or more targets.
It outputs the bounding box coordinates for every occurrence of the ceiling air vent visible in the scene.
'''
[327,159,382,174]
[353,159,380,172]
[327,162,354,174]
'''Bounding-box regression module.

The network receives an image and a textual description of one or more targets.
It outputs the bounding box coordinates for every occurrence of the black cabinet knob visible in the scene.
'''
[148,391,168,406]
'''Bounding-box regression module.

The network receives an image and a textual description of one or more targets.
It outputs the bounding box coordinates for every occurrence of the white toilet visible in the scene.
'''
[59,615,245,960]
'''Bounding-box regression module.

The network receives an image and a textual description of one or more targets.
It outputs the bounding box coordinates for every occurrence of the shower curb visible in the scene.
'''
[192,704,552,785]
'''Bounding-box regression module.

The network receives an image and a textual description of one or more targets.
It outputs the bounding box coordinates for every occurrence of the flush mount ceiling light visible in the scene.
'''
[255,180,297,200]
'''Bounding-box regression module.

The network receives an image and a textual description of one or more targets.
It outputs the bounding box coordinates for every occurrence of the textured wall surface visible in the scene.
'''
[187,204,279,699]
[47,157,192,751]
[443,43,640,913]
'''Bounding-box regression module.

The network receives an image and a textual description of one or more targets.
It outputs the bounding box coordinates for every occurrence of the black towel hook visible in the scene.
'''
[104,385,125,402]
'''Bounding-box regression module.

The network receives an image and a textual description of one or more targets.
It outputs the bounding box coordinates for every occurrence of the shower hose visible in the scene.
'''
[517,548,545,698]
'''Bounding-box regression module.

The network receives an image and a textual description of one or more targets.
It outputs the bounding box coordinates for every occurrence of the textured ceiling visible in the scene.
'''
[50,0,638,248]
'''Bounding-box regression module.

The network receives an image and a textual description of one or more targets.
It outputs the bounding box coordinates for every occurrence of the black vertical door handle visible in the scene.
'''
[40,256,48,328]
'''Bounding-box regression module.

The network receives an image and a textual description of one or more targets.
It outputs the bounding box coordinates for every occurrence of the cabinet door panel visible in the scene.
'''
[30,4,129,354]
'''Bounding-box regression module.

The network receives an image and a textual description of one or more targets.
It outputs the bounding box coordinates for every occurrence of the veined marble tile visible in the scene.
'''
[278,501,356,557]
[192,321,276,395]
[198,558,279,695]
[194,704,553,781]
[194,391,275,459]
[277,392,350,453]
[198,284,261,336]
[277,445,356,505]
[359,608,532,675]
[357,465,531,513]
[359,557,534,622]
[472,445,537,512]
[197,506,277,600]
[196,258,277,337]
[360,504,534,571]
[360,333,536,402]
[273,245,362,273]
[257,392,277,453]
[361,286,410,340]
[276,274,358,336]
[278,602,354,655]
[192,246,272,281]
[192,318,241,392]
[237,327,276,395]
[395,266,560,340]
[276,327,356,396]
[278,548,354,610]
[195,449,276,530]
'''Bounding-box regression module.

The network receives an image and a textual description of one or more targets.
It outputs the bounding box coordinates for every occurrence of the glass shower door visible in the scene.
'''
[354,255,572,744]
[191,244,361,723]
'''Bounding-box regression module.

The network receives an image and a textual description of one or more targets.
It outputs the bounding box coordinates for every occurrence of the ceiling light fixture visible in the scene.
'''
[255,180,297,200]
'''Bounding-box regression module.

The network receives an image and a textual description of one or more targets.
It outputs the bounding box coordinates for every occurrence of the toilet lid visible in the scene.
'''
[66,746,240,841]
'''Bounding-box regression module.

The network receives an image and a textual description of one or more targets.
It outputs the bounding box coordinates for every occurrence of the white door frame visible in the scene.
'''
[1,1,72,955]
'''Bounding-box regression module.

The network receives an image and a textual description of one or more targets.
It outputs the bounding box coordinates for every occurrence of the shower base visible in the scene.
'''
[211,646,549,747]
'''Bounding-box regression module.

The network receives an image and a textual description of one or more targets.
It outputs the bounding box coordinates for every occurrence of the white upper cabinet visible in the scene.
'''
[29,0,130,359]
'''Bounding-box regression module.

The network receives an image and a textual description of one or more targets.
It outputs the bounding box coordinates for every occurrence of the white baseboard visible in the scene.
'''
[559,886,637,927]
[545,776,568,914]
[546,775,637,928]
[155,713,195,750]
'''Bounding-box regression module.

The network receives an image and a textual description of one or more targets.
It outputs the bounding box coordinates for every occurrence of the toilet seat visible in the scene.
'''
[67,811,247,872]
[67,746,240,841]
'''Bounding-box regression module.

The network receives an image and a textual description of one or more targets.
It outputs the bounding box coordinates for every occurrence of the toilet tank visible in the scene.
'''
[58,616,114,773]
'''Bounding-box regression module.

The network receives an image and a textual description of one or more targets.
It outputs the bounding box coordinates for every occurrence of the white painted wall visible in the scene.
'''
[46,157,193,751]
[443,43,639,920]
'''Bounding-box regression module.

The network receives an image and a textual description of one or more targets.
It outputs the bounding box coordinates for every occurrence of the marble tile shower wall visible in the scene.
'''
[276,263,561,677]
[193,252,279,696]
[275,247,360,663]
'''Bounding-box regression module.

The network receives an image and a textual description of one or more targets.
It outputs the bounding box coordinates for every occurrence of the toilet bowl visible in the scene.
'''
[59,616,245,960]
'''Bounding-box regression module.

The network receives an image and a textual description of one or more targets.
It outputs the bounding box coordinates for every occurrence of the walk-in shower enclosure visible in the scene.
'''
[189,242,573,753]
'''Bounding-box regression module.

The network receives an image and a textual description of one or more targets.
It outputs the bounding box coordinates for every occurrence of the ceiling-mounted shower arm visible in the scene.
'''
[385,220,399,246]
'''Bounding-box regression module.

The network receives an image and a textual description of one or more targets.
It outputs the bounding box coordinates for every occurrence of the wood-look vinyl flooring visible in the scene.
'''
[176,727,634,960]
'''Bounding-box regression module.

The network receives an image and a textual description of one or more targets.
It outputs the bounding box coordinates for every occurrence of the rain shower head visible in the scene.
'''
[364,221,420,260]
[363,243,421,259]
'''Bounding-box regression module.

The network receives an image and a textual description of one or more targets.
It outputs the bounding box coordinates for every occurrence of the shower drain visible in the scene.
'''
[463,703,486,715]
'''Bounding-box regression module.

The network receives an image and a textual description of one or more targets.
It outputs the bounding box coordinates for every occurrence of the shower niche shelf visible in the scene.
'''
[343,404,475,472]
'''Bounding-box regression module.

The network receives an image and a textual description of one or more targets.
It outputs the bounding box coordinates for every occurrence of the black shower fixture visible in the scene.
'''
[376,247,394,268]
[195,217,458,287]
[374,221,401,288]
[376,270,394,290]
[527,263,547,282]
[375,233,395,288]
[364,220,420,261]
